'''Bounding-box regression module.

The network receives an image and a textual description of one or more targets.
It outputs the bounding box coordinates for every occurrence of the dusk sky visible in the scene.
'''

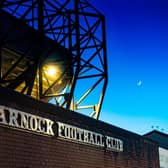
[89,0,168,135]
[2,0,168,135]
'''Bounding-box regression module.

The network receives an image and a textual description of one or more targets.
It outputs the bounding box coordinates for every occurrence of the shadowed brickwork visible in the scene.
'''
[0,86,159,168]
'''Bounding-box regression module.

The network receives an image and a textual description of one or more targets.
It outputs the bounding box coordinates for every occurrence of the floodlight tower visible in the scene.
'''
[0,0,108,119]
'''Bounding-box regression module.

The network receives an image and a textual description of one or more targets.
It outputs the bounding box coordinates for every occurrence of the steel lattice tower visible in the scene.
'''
[0,0,108,119]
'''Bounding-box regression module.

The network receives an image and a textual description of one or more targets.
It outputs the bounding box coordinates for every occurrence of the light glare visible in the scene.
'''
[44,65,57,77]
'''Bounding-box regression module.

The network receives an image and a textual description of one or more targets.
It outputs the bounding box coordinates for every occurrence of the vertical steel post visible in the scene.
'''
[37,0,44,34]
[96,15,108,120]
[66,0,80,110]
[37,0,44,98]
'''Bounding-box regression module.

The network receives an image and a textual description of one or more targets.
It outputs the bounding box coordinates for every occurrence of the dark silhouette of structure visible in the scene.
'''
[0,0,108,119]
[0,2,160,168]
[144,130,168,168]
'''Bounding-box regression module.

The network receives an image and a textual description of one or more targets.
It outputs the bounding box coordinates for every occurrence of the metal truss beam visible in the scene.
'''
[0,0,108,120]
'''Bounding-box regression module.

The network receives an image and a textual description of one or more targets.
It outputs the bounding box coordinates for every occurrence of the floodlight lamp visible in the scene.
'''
[44,64,58,77]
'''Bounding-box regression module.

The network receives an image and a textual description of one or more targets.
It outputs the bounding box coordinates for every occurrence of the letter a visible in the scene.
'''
[0,107,7,124]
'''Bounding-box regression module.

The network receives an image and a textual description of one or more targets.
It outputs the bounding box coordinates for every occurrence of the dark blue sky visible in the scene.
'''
[2,0,167,135]
[89,0,168,134]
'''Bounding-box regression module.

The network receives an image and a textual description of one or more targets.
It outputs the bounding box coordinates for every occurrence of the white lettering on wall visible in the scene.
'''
[0,108,7,124]
[57,122,123,152]
[0,105,54,136]
[0,106,123,152]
